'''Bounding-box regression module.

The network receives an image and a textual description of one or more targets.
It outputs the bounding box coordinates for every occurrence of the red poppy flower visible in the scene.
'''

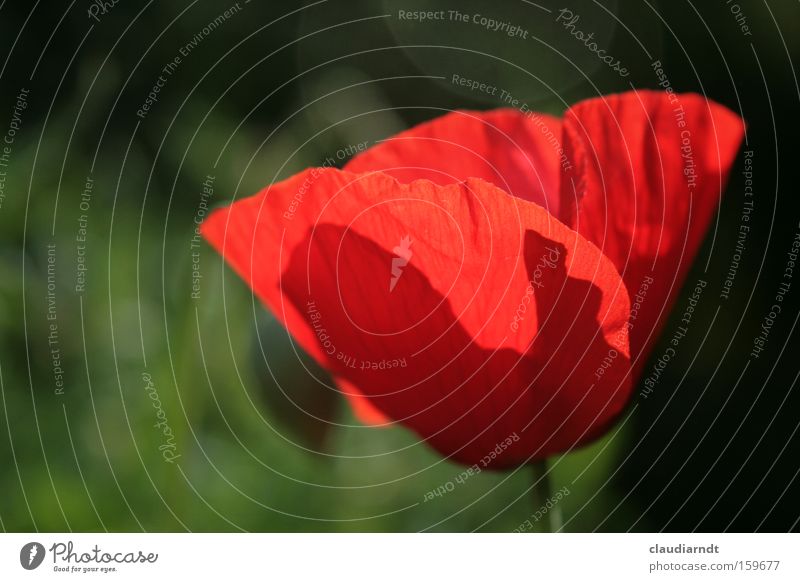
[202,90,743,468]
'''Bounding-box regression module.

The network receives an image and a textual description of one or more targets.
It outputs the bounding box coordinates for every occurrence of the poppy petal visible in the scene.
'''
[202,169,632,465]
[345,109,569,221]
[335,376,390,425]
[560,90,744,373]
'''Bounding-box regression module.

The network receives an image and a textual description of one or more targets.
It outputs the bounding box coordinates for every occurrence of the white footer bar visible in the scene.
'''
[1,533,797,580]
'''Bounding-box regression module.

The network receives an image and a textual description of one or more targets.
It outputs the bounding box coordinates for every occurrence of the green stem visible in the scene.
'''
[530,459,561,532]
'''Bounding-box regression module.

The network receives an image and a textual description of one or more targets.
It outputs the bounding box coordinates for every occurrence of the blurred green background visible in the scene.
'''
[0,0,798,532]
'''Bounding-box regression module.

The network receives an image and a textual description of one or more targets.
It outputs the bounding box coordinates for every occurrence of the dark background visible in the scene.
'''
[0,0,797,531]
